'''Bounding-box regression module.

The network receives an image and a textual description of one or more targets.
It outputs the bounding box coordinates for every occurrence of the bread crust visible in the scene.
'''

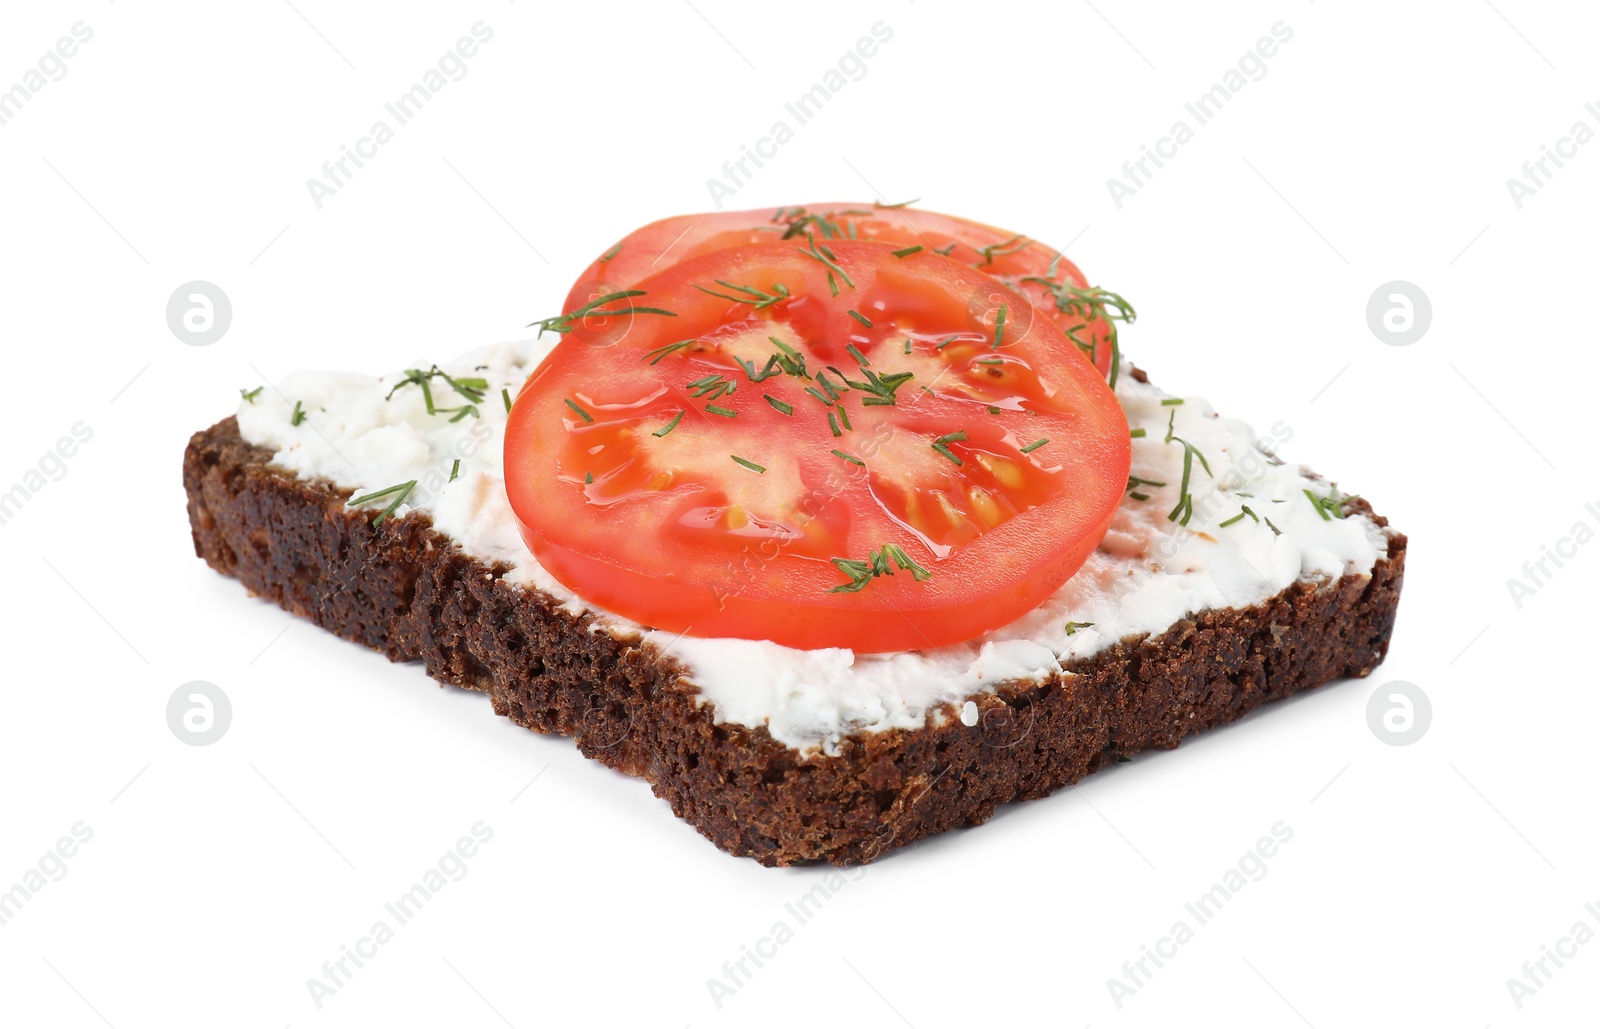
[185,416,1406,866]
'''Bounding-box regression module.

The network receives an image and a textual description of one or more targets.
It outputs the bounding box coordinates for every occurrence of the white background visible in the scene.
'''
[2,0,1596,1025]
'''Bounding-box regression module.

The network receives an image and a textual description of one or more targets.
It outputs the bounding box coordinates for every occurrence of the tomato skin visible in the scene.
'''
[567,203,1124,379]
[508,242,1130,653]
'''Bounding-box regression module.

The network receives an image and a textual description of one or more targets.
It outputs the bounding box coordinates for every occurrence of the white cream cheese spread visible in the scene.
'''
[237,339,1392,754]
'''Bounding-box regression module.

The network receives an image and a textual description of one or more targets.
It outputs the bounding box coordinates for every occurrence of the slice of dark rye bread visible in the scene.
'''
[184,403,1406,867]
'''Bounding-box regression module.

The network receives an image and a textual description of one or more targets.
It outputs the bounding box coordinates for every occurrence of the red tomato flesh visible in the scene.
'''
[507,241,1130,653]
[567,202,1131,381]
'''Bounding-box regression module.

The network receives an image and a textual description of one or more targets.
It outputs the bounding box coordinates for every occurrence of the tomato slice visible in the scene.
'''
[565,202,1133,382]
[508,241,1130,653]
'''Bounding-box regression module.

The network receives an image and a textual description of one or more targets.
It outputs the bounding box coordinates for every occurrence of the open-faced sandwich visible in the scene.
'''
[185,203,1405,865]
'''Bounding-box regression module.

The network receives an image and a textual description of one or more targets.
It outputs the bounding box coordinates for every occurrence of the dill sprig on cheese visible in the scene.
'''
[1304,484,1354,521]
[386,365,488,421]
[1163,409,1213,526]
[349,479,417,527]
[1126,474,1165,502]
[1219,505,1260,528]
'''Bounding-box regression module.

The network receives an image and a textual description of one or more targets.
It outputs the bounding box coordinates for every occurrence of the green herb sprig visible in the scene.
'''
[768,337,810,379]
[694,279,791,310]
[1304,485,1353,521]
[733,354,784,383]
[1219,505,1260,528]
[349,479,417,527]
[642,339,698,365]
[837,362,915,407]
[653,410,685,437]
[976,234,1030,267]
[1163,409,1213,526]
[796,233,854,295]
[530,290,677,337]
[1018,274,1136,388]
[828,543,932,594]
[386,366,489,421]
[687,374,737,401]
[932,430,967,466]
